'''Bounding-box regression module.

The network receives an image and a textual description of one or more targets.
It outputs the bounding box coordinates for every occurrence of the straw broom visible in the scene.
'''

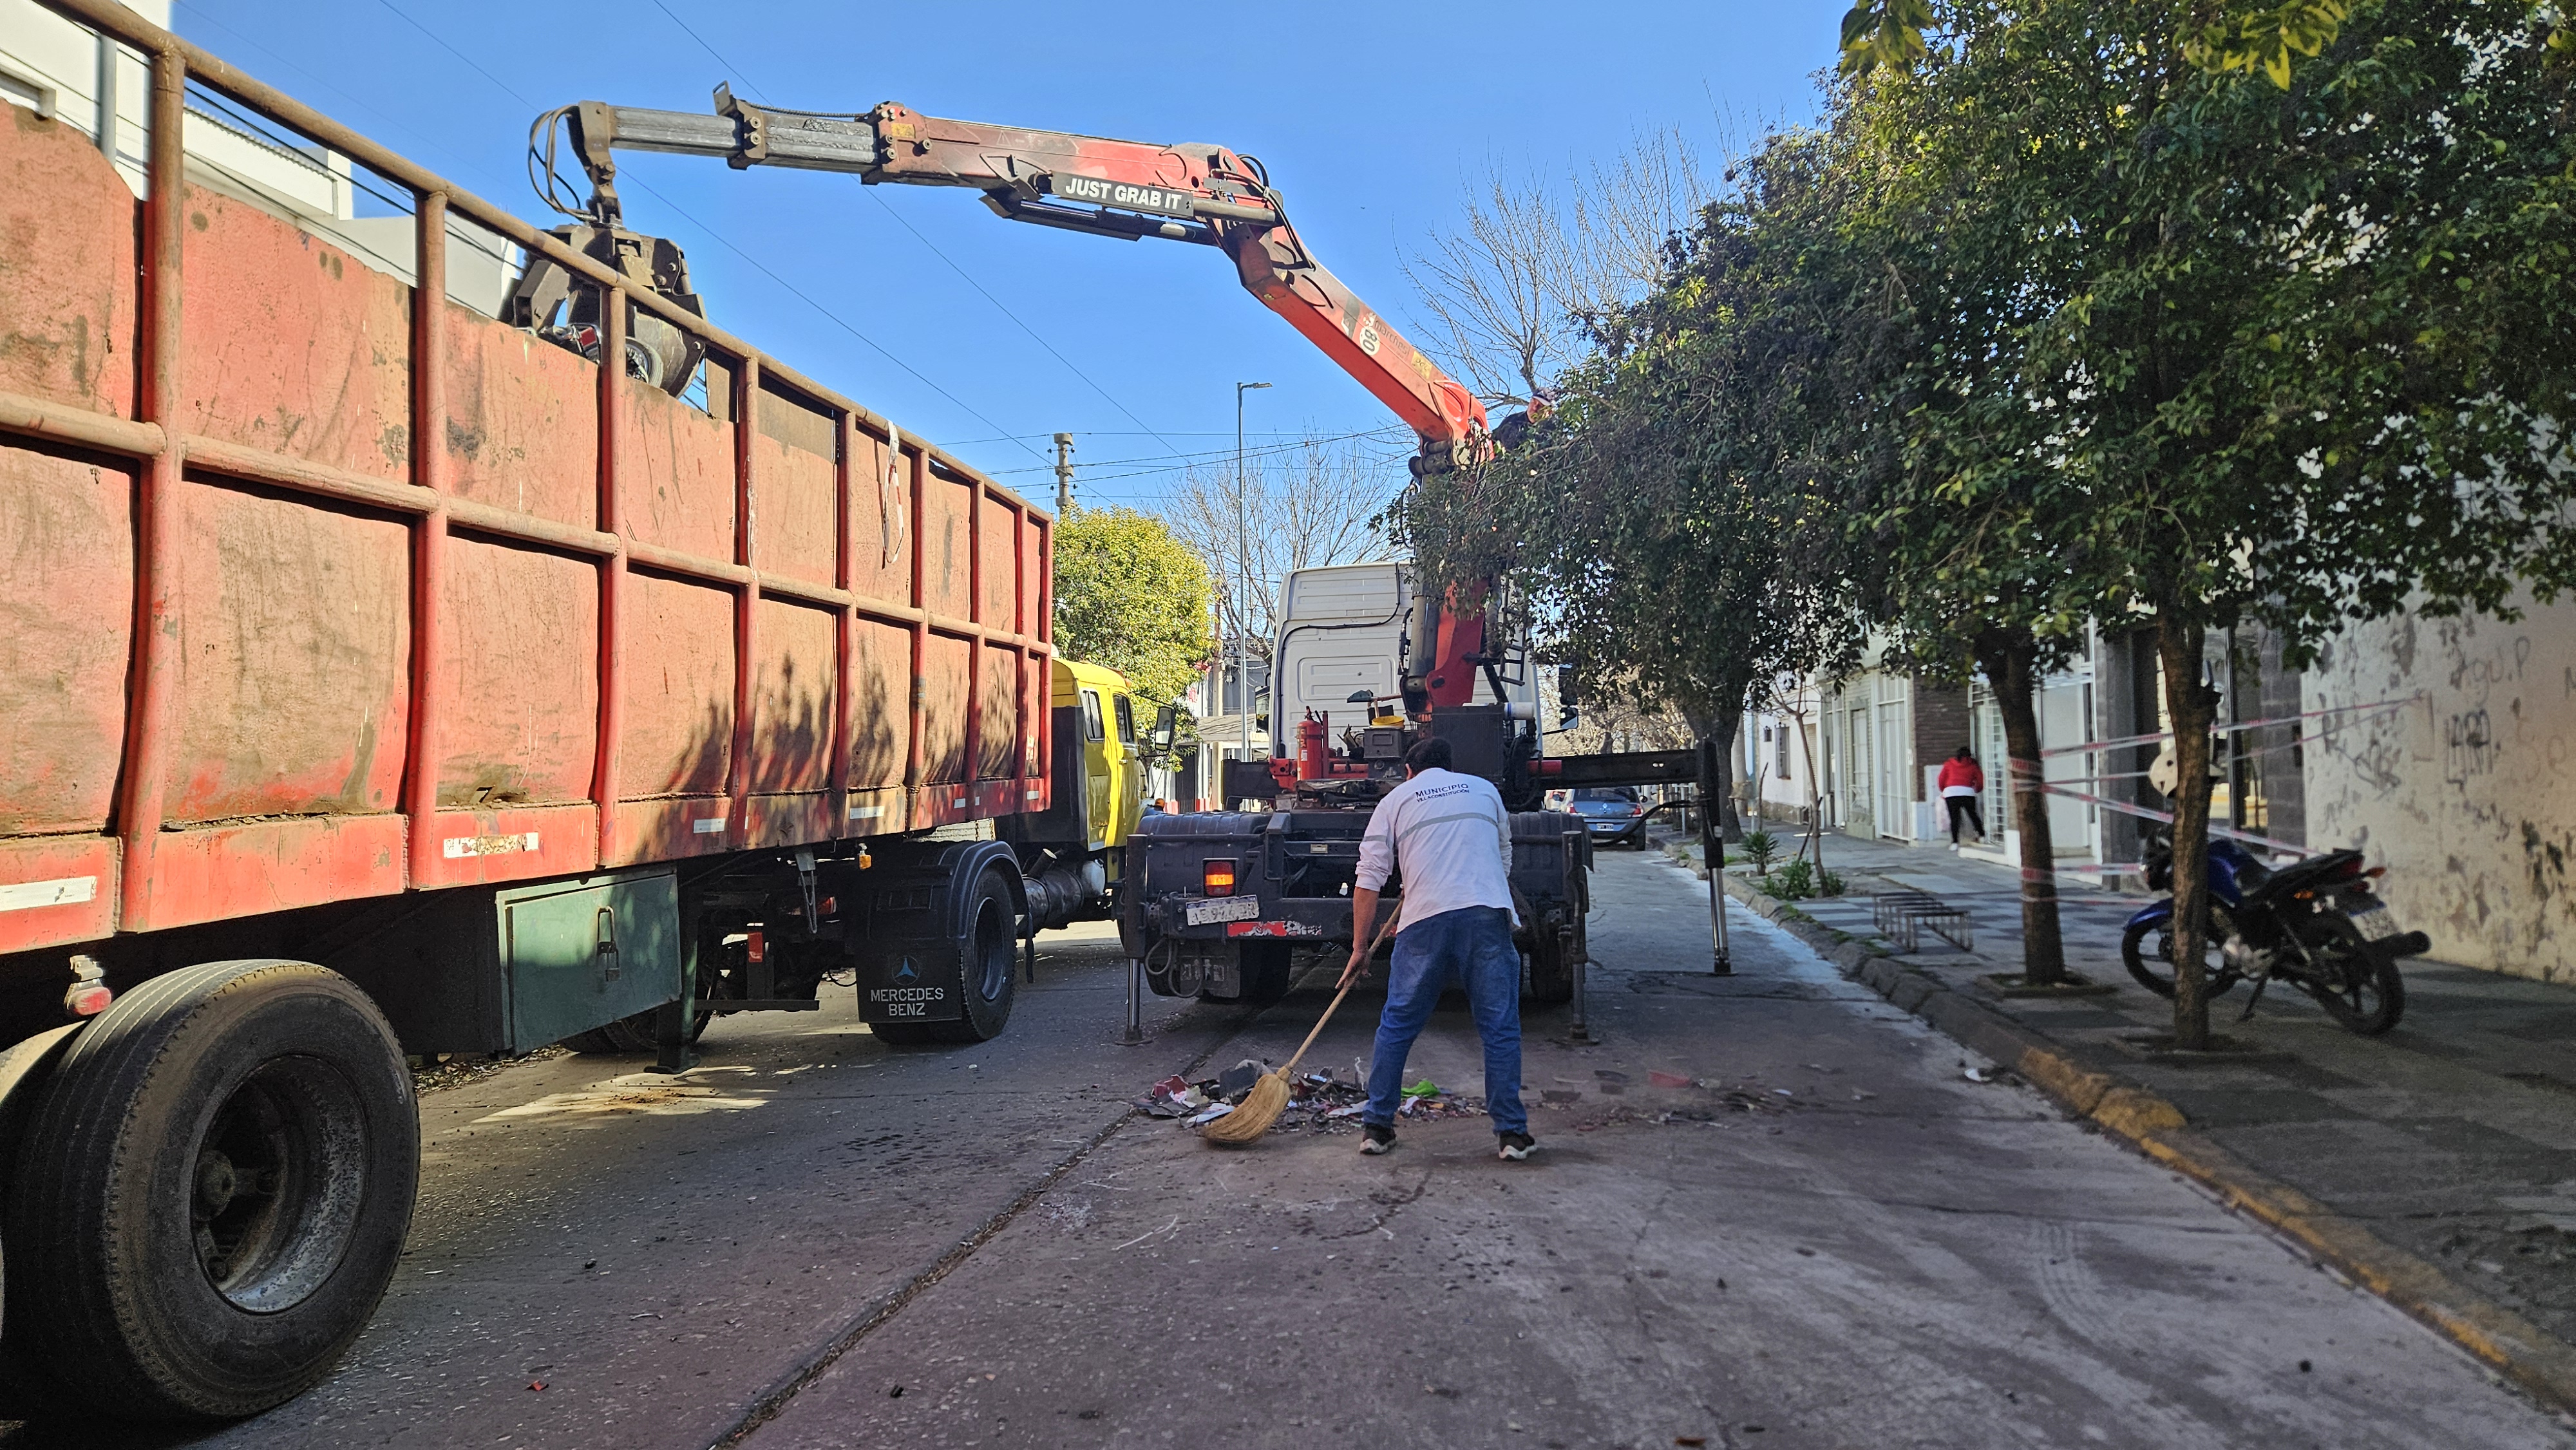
[1200,903,1401,1146]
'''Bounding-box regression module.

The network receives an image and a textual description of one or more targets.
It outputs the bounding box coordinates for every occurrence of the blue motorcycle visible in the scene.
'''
[2121,832,2432,1035]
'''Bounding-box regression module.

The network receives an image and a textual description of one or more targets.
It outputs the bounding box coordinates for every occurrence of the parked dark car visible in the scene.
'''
[1567,787,1647,849]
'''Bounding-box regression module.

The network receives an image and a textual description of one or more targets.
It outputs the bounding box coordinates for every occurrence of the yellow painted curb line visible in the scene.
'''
[2043,1045,2576,1417]
[1697,860,2576,1418]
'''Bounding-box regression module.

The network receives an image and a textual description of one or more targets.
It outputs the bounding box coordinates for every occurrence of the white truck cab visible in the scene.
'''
[1267,560,1542,757]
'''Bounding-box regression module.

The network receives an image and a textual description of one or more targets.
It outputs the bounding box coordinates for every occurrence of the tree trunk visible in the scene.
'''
[1793,713,1826,879]
[1706,713,1741,842]
[1690,695,1752,845]
[2154,616,2223,1051]
[1976,634,2066,986]
[1680,706,1741,844]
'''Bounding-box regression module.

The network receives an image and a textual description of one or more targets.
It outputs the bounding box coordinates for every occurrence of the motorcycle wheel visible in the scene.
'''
[2119,906,2243,1000]
[2298,914,2406,1035]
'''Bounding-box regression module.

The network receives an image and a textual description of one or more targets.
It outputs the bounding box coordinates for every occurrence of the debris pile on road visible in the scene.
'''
[1133,1064,1486,1136]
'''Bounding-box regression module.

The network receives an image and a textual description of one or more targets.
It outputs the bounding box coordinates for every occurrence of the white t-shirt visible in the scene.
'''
[1355,767,1519,932]
[1941,784,1980,798]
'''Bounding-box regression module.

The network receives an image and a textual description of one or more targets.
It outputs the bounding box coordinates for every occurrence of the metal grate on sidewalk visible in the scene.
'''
[1871,890,1975,954]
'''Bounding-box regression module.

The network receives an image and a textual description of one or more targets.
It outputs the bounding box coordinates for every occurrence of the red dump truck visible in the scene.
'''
[0,1,1079,1421]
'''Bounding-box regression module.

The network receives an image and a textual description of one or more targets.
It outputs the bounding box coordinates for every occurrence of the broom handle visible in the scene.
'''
[1278,903,1401,1079]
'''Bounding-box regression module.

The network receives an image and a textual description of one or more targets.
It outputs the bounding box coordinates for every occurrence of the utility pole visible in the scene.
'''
[1052,432,1075,514]
[1235,381,1271,775]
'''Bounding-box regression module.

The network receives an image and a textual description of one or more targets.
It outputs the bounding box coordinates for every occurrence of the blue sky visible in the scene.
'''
[177,1,1845,504]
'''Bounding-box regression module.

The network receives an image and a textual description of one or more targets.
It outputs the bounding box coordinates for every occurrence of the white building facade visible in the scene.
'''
[1752,594,2576,984]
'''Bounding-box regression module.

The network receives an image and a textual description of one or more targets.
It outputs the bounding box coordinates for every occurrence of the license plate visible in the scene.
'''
[1184,894,1262,926]
[2352,903,2403,941]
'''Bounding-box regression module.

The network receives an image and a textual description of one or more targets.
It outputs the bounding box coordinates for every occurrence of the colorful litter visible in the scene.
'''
[1133,1064,1487,1135]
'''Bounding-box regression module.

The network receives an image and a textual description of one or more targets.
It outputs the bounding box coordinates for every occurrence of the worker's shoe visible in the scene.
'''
[1497,1131,1539,1162]
[1359,1123,1397,1155]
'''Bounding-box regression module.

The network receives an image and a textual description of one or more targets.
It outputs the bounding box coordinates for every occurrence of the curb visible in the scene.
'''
[1710,869,2576,1417]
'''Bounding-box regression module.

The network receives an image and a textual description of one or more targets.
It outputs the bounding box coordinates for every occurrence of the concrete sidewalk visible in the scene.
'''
[1656,824,2576,1368]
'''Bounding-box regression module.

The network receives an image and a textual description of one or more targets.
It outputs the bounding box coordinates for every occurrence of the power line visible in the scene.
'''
[1066,452,1414,487]
[857,189,1200,469]
[944,429,1388,445]
[630,4,1202,475]
[644,0,757,89]
[976,425,1408,477]
[366,0,1046,462]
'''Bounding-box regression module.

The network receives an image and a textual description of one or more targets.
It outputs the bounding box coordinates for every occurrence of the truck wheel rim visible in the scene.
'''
[192,1057,370,1314]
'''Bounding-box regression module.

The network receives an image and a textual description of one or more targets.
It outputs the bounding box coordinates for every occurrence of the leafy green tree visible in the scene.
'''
[1051,506,1213,708]
[1741,91,2102,989]
[1394,129,1861,819]
[1844,0,2576,85]
[1847,0,2576,1044]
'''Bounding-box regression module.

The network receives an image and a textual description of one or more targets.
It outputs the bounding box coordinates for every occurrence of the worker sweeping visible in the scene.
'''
[1341,738,1536,1162]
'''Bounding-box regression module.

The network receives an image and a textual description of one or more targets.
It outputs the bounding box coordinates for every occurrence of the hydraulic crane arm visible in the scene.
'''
[538,89,1489,467]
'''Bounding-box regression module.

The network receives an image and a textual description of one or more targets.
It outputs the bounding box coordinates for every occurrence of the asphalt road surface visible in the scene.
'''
[14,852,2572,1449]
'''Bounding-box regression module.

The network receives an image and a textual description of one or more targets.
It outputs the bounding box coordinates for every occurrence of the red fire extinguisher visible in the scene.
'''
[1299,708,1329,782]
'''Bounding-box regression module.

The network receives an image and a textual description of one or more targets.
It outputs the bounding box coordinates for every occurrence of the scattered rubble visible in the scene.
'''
[1133,1065,1486,1135]
[412,1046,565,1095]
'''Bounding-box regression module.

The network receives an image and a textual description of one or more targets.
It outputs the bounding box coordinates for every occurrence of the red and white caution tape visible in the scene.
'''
[2033,693,2422,760]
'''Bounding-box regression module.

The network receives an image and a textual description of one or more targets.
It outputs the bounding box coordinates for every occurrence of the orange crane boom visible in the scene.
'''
[532,89,1490,468]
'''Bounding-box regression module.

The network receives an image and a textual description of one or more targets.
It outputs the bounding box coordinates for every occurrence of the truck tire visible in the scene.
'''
[562,943,724,1054]
[562,1016,657,1053]
[561,1003,713,1055]
[873,868,1019,1046]
[3,960,417,1420]
[1525,919,1581,1005]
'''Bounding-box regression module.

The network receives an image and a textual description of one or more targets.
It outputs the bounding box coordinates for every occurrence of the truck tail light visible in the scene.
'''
[1204,860,1237,897]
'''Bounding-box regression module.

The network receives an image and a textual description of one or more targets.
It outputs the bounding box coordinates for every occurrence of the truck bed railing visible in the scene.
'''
[1,0,1053,953]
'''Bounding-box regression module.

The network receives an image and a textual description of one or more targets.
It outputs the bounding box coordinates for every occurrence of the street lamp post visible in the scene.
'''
[1235,381,1271,784]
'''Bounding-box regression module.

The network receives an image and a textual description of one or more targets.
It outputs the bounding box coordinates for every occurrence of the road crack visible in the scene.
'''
[705,1011,1271,1447]
[1320,1169,1434,1240]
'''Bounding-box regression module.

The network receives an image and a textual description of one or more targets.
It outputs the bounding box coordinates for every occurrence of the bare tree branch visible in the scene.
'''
[1158,433,1409,657]
[1403,167,1571,406]
[1406,131,1715,409]
[1564,127,1712,324]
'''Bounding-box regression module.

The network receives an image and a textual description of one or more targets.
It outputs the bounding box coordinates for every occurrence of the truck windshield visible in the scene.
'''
[1113,695,1135,744]
[1081,690,1106,742]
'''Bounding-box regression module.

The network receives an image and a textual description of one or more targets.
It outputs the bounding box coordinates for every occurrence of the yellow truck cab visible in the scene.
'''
[1001,658,1160,929]
[1063,658,1148,854]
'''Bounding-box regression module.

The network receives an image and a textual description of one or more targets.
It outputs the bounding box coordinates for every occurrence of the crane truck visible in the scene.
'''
[530,87,1719,1010]
[0,11,1719,1415]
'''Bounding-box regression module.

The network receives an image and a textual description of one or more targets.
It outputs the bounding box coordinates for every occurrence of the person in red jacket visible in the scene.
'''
[1937,745,1985,845]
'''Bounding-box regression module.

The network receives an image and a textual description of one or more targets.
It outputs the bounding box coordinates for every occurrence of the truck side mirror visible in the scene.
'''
[1148,704,1177,754]
[1555,664,1580,708]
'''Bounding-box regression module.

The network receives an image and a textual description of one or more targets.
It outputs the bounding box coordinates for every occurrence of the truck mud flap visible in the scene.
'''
[849,842,1023,1026]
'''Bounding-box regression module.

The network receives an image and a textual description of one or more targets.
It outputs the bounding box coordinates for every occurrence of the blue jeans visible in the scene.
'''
[1363,905,1528,1135]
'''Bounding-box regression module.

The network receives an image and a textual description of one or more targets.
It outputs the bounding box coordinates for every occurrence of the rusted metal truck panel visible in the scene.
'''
[0,5,1146,1422]
[0,33,1053,960]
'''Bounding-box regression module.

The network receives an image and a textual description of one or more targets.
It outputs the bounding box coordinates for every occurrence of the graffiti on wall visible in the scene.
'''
[2305,595,2575,985]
